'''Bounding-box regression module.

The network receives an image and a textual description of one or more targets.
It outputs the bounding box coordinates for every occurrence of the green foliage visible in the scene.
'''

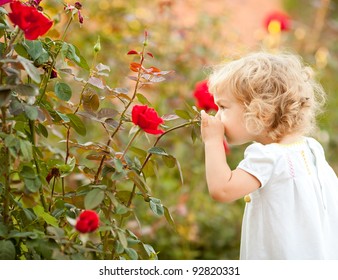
[1,0,337,260]
[0,1,199,260]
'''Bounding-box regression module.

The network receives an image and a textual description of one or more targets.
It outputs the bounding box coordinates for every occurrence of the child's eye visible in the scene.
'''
[218,105,227,110]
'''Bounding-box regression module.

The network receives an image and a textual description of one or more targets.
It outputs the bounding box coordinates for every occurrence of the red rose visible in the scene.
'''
[75,210,99,233]
[264,11,290,32]
[8,1,53,40]
[193,80,218,112]
[132,105,164,135]
[0,0,12,6]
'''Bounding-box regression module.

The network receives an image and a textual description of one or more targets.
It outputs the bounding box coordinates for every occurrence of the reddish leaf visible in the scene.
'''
[145,66,161,74]
[130,62,141,72]
[127,50,139,55]
[146,52,154,58]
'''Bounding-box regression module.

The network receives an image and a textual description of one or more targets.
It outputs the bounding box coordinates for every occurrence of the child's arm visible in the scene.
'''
[201,110,260,202]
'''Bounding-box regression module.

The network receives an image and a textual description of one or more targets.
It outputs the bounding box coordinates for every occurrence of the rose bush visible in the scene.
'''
[0,0,200,260]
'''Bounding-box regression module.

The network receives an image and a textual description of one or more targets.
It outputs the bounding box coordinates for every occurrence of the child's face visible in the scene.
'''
[214,90,254,145]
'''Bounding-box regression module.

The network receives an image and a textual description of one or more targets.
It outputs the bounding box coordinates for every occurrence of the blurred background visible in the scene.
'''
[46,0,338,259]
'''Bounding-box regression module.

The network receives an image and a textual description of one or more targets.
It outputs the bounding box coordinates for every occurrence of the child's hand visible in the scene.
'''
[200,110,224,144]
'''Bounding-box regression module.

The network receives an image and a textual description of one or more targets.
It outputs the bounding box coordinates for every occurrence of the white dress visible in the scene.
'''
[237,137,338,260]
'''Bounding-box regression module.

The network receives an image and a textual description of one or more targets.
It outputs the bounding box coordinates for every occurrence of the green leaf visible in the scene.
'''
[8,231,39,239]
[136,93,151,106]
[115,240,124,254]
[37,123,48,138]
[125,247,138,260]
[17,56,41,83]
[115,203,129,215]
[14,84,39,96]
[56,157,75,176]
[67,114,86,136]
[20,165,36,179]
[0,240,16,260]
[62,43,89,70]
[117,230,128,249]
[24,177,41,193]
[127,170,149,196]
[164,206,176,231]
[61,42,80,62]
[0,222,8,238]
[148,147,168,156]
[9,97,24,116]
[4,134,18,148]
[84,188,105,209]
[24,104,38,120]
[33,205,58,227]
[113,158,123,173]
[19,140,33,161]
[176,158,184,185]
[143,243,158,259]
[23,40,49,65]
[56,111,70,123]
[162,155,176,168]
[116,190,132,204]
[149,198,164,216]
[55,82,72,101]
[175,109,191,120]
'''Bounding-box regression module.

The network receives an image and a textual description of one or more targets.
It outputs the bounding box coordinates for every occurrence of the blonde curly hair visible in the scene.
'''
[208,52,326,142]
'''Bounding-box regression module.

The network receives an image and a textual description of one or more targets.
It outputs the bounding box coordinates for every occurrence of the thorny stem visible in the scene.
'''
[49,176,57,212]
[125,119,200,209]
[121,128,141,159]
[62,82,91,194]
[93,37,148,184]
[1,107,11,225]
[3,27,22,57]
[29,119,48,211]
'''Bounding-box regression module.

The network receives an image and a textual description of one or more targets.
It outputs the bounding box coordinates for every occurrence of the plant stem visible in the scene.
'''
[121,128,141,159]
[1,107,11,225]
[29,119,48,211]
[93,40,147,184]
[48,176,57,212]
[125,119,200,208]
[3,27,22,57]
[64,124,71,164]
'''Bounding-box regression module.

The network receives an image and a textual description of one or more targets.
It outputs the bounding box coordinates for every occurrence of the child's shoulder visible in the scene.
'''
[243,137,325,159]
[243,141,281,161]
[305,137,325,153]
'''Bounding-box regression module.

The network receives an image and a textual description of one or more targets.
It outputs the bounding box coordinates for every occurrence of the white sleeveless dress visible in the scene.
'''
[237,137,338,259]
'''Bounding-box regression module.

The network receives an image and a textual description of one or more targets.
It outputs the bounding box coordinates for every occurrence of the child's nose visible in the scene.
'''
[215,111,221,120]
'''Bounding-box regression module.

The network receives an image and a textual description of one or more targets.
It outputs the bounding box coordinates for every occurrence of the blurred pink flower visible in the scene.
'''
[264,11,290,32]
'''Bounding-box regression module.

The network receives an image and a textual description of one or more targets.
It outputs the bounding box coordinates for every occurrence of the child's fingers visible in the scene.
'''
[201,110,209,127]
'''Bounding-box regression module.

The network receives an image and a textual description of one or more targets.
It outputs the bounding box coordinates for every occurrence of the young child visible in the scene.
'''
[200,52,338,260]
